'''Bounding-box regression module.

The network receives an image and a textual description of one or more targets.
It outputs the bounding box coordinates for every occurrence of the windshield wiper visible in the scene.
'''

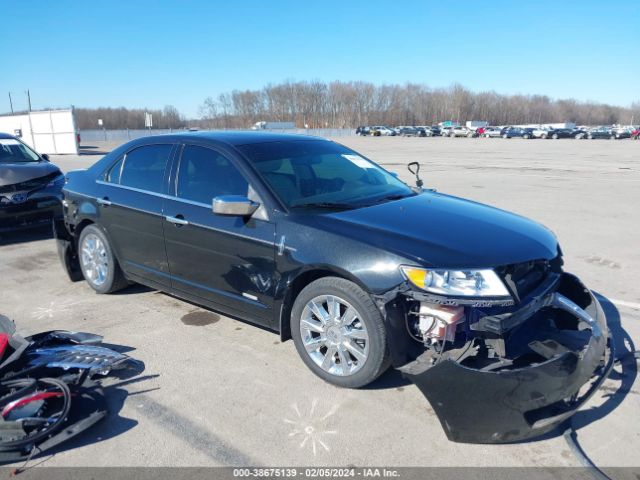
[362,193,415,206]
[290,202,357,210]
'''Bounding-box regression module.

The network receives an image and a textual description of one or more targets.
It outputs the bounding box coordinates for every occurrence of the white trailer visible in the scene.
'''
[0,109,79,154]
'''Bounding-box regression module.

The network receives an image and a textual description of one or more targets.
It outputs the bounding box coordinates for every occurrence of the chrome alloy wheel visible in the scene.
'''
[299,295,369,376]
[80,233,109,286]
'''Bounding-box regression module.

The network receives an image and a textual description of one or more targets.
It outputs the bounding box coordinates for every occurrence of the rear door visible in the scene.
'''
[96,143,174,287]
[162,143,276,323]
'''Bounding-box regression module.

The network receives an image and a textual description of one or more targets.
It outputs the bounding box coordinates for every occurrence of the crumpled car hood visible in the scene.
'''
[321,191,559,268]
[0,161,60,187]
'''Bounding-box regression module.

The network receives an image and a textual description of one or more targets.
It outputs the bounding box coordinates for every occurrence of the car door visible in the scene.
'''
[96,143,174,288]
[162,143,276,323]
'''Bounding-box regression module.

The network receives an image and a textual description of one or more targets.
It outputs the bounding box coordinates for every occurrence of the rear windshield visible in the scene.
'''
[0,139,40,163]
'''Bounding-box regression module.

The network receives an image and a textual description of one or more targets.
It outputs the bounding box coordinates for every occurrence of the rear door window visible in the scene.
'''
[118,144,172,193]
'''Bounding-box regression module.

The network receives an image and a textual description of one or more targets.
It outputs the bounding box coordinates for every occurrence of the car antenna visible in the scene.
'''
[407,162,424,188]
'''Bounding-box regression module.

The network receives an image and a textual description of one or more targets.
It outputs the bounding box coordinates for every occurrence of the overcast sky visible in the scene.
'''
[3,0,638,118]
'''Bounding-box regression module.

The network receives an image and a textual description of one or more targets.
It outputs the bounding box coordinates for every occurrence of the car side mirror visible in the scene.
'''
[390,171,399,178]
[212,195,259,216]
[41,153,50,161]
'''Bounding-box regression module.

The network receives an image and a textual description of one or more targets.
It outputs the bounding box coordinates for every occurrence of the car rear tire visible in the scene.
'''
[78,225,129,294]
[290,277,389,388]
[588,134,593,139]
[503,134,508,139]
[523,134,530,139]
[552,133,559,139]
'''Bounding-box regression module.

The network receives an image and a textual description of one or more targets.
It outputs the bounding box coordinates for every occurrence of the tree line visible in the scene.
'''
[67,82,639,130]
[74,106,186,130]
[197,81,640,129]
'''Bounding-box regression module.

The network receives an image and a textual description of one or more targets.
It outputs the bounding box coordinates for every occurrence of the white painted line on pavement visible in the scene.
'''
[608,299,640,310]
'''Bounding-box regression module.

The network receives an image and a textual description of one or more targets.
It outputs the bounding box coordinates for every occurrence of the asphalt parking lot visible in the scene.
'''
[1,136,638,468]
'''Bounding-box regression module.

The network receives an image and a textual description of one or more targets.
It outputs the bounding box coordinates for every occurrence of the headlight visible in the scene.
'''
[400,266,511,297]
[46,174,65,188]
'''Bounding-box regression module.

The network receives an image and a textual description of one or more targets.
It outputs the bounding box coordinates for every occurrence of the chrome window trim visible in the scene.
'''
[95,180,275,246]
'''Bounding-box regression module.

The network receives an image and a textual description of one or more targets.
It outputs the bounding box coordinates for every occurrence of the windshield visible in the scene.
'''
[0,139,40,163]
[239,140,414,209]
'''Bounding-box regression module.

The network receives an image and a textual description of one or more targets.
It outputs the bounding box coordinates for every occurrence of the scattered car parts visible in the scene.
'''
[0,314,142,463]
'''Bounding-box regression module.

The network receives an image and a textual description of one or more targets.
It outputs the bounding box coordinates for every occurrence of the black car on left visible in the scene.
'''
[0,133,64,231]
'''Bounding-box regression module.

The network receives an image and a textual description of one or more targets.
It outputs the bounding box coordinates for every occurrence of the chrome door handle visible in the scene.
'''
[165,215,189,226]
[97,197,112,206]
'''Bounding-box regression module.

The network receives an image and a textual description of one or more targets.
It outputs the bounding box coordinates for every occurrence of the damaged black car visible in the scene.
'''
[0,133,64,231]
[55,132,611,443]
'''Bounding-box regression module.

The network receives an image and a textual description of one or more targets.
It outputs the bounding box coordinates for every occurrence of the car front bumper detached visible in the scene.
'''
[397,273,612,443]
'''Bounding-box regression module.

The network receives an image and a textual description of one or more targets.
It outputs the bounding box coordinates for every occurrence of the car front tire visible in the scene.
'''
[78,224,129,294]
[290,277,389,388]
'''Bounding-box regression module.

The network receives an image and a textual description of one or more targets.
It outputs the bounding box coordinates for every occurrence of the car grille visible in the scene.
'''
[0,172,59,194]
[497,258,561,302]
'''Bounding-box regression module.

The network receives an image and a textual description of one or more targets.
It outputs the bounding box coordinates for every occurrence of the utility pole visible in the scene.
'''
[26,90,32,111]
[8,92,14,114]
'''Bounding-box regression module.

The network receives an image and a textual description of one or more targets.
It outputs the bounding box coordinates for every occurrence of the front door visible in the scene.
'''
[162,143,276,323]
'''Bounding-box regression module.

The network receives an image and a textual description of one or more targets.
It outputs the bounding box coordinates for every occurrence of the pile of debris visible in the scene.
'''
[0,314,142,464]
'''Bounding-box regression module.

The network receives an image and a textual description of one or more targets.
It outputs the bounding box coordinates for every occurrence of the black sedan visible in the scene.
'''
[586,127,614,139]
[540,128,575,139]
[398,127,420,137]
[55,132,611,443]
[0,133,64,231]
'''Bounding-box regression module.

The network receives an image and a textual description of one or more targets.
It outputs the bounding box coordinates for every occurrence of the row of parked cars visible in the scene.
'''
[357,125,640,140]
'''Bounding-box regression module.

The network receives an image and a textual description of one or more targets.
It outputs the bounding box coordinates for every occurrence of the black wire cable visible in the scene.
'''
[0,378,71,452]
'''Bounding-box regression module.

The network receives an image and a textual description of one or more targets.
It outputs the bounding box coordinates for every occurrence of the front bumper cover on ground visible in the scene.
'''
[398,274,612,444]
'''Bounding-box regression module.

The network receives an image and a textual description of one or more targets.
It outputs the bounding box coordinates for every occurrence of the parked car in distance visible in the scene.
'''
[540,128,575,139]
[55,131,611,444]
[530,127,548,138]
[449,126,475,138]
[429,126,442,136]
[416,126,433,137]
[521,128,537,139]
[373,126,396,136]
[399,127,420,137]
[585,127,613,139]
[501,127,529,138]
[611,127,631,140]
[0,132,64,231]
[571,129,589,139]
[440,126,453,137]
[481,127,503,138]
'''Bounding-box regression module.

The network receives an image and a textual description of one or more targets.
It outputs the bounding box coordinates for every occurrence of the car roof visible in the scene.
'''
[0,132,16,140]
[129,130,328,147]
